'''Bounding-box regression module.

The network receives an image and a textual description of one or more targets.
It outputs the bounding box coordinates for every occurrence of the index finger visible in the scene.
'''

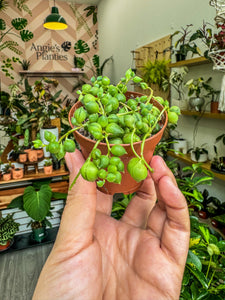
[149,156,190,264]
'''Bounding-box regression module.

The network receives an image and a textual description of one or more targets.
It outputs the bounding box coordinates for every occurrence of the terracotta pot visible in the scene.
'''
[36,148,44,159]
[28,149,38,162]
[210,102,220,113]
[68,91,168,195]
[44,165,53,175]
[0,240,10,251]
[24,148,31,154]
[3,172,11,181]
[11,168,24,180]
[19,153,27,163]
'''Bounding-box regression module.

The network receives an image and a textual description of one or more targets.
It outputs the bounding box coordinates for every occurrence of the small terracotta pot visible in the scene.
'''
[210,102,220,113]
[68,91,168,195]
[36,148,44,159]
[28,150,38,162]
[3,172,11,181]
[19,153,27,163]
[0,240,10,251]
[24,148,31,154]
[44,165,53,175]
[11,168,24,180]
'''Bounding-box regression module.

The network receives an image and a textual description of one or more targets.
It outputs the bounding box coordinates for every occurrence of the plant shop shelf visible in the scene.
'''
[167,151,225,182]
[0,166,69,186]
[0,227,59,254]
[0,167,69,209]
[181,110,225,120]
[169,56,211,68]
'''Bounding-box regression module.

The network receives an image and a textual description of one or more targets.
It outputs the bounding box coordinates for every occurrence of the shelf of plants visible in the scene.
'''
[0,166,69,186]
[169,56,211,68]
[167,151,225,182]
[181,110,225,120]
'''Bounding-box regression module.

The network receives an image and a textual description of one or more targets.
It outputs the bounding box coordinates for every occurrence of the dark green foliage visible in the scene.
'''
[0,214,20,245]
[74,39,90,54]
[84,6,97,25]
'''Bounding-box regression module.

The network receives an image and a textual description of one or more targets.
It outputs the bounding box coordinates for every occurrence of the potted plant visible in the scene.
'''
[11,163,24,180]
[51,154,61,170]
[162,67,189,109]
[0,213,20,251]
[185,76,213,111]
[171,131,188,155]
[189,21,213,60]
[8,180,67,243]
[172,24,198,61]
[141,59,170,91]
[2,163,12,181]
[43,159,53,175]
[188,145,208,163]
[33,69,180,195]
[208,22,225,70]
[20,59,30,71]
[211,134,225,173]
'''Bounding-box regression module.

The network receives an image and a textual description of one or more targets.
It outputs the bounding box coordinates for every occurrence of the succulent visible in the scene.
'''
[33,69,180,190]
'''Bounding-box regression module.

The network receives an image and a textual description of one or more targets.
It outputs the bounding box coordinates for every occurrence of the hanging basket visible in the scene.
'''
[209,0,225,11]
[208,49,225,71]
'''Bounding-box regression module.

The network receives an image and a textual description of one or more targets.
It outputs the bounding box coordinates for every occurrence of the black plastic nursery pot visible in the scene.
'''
[175,53,186,62]
[32,227,46,243]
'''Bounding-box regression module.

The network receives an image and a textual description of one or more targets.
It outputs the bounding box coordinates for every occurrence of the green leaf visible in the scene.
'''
[0,18,6,30]
[218,240,225,251]
[0,40,22,54]
[93,54,99,68]
[186,264,208,289]
[75,56,85,68]
[7,196,24,210]
[199,226,210,243]
[74,39,90,54]
[11,18,27,30]
[186,250,202,271]
[23,185,52,222]
[20,29,33,42]
[52,192,67,200]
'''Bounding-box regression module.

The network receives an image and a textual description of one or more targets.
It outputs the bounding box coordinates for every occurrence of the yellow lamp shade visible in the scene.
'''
[43,6,68,30]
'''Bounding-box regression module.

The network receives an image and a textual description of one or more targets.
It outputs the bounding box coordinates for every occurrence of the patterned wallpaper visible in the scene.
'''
[0,0,98,100]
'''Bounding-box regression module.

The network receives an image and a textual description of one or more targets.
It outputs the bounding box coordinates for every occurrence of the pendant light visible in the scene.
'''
[43,0,68,30]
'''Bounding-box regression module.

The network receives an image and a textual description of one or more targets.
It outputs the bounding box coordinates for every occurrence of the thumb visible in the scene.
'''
[53,150,97,254]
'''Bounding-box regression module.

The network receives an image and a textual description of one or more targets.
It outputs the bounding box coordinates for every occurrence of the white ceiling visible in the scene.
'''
[58,0,100,5]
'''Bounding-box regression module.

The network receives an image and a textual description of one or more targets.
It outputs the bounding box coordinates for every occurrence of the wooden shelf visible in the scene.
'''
[0,167,69,209]
[181,110,225,120]
[167,151,225,182]
[0,166,69,186]
[19,71,84,78]
[169,57,211,68]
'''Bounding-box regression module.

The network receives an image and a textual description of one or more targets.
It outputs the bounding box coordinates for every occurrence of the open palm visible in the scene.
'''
[33,151,190,300]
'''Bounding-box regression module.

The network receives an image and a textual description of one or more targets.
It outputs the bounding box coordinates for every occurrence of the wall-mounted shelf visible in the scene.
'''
[169,57,211,68]
[181,110,225,120]
[167,151,225,182]
[19,71,84,78]
[0,167,69,209]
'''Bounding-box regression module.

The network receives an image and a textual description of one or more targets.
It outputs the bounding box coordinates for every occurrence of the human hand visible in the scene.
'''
[33,150,190,300]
